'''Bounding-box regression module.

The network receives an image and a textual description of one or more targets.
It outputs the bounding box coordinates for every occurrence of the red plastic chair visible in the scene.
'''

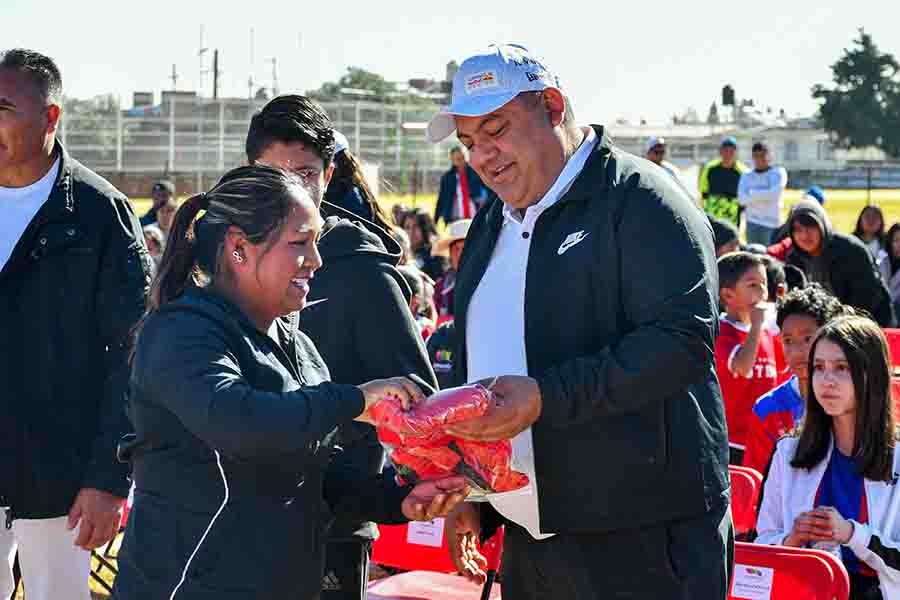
[883,329,900,366]
[372,519,458,573]
[370,526,505,600]
[730,542,849,600]
[729,465,762,539]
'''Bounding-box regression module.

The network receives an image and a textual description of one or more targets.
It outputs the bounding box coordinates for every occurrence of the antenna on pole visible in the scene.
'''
[170,64,179,90]
[248,27,255,100]
[268,57,279,97]
[198,25,209,97]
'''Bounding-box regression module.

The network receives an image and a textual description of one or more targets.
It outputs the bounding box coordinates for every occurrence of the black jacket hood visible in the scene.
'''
[318,200,402,265]
[787,198,834,254]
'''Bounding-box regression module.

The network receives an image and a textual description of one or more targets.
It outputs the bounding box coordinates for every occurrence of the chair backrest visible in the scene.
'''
[729,465,763,536]
[883,329,900,368]
[730,542,849,600]
[372,520,458,573]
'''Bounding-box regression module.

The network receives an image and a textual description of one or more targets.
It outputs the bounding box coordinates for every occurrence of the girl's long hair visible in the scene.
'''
[792,315,896,481]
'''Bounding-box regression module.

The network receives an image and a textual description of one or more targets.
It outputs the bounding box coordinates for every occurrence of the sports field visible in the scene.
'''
[131,189,900,238]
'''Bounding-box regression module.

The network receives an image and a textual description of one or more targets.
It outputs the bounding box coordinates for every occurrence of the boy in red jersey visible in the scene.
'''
[716,252,781,463]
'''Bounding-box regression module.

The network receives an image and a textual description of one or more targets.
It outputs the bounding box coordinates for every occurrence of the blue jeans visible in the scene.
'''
[746,222,776,246]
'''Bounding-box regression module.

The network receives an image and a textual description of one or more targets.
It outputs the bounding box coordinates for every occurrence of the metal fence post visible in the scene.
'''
[355,102,361,156]
[218,99,225,170]
[168,95,176,172]
[116,100,123,171]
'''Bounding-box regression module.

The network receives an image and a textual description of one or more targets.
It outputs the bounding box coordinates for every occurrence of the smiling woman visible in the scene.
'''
[113,164,470,600]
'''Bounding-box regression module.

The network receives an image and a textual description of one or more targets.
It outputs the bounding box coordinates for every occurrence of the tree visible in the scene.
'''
[310,67,398,102]
[812,29,900,158]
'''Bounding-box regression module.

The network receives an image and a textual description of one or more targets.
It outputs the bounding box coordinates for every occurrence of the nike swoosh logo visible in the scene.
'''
[557,232,590,255]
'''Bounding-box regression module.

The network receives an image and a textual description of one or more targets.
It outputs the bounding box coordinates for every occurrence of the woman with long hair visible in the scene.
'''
[757,316,900,599]
[853,205,886,260]
[878,223,900,317]
[322,131,393,232]
[402,208,446,281]
[112,165,467,600]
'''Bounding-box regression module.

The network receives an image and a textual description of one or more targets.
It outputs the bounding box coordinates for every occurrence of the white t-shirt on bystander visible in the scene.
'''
[0,157,61,270]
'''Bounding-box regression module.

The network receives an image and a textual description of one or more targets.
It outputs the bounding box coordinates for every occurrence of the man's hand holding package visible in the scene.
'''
[446,376,542,442]
[402,476,470,521]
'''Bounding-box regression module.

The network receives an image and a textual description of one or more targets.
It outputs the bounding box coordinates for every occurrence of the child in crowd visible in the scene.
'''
[878,223,900,317]
[757,316,900,600]
[716,252,784,463]
[743,285,848,474]
[853,205,886,261]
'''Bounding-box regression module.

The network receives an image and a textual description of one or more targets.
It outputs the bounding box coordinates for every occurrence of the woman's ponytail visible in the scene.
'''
[148,193,209,312]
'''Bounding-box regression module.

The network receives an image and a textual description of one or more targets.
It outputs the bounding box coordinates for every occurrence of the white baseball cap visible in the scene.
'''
[646,137,666,152]
[426,44,561,144]
[333,130,349,156]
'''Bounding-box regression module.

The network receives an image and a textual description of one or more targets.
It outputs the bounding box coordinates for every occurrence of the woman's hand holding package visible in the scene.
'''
[401,475,470,521]
[356,376,425,423]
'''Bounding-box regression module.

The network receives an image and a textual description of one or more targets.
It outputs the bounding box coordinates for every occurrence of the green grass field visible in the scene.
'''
[131,189,900,239]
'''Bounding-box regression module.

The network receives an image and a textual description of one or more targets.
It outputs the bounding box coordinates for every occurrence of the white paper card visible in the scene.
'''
[406,518,444,548]
[731,564,775,600]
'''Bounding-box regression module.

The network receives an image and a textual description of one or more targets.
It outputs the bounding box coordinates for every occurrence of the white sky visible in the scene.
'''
[6,0,900,124]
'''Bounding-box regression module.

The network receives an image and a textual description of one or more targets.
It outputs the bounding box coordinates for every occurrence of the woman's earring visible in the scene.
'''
[232,250,244,263]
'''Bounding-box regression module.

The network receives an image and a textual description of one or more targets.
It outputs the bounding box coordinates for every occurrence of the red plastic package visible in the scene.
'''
[368,384,492,445]
[451,439,531,493]
[371,385,529,495]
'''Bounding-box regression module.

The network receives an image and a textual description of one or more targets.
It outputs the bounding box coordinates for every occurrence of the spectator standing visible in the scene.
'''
[0,49,152,600]
[402,208,446,280]
[645,136,680,179]
[756,316,899,600]
[785,199,895,327]
[431,218,471,320]
[246,94,439,600]
[853,205,886,261]
[878,223,900,317]
[742,285,847,475]
[154,194,177,239]
[139,179,174,227]
[716,252,783,463]
[699,136,749,226]
[435,145,486,226]
[430,44,731,599]
[738,142,788,245]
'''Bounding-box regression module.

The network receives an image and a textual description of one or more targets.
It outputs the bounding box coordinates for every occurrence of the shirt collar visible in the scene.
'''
[502,126,598,225]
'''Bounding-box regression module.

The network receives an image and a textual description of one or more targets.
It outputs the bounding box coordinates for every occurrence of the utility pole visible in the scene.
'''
[170,64,179,90]
[212,49,220,100]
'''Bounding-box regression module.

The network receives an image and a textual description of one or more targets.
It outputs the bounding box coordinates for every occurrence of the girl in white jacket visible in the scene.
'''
[757,316,900,600]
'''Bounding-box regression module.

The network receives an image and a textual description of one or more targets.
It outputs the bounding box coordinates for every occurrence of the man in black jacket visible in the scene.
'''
[435,146,486,226]
[427,44,732,599]
[0,49,151,599]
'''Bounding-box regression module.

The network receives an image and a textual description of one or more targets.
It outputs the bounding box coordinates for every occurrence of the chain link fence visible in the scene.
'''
[60,96,457,196]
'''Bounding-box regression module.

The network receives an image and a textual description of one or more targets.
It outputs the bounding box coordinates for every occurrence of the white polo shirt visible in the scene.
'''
[465,126,597,539]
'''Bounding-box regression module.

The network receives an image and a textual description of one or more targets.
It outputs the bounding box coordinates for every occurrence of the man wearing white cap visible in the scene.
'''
[645,136,680,179]
[433,44,732,598]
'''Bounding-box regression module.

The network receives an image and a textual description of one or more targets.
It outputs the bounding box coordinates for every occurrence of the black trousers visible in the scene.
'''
[321,539,371,600]
[500,495,734,600]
